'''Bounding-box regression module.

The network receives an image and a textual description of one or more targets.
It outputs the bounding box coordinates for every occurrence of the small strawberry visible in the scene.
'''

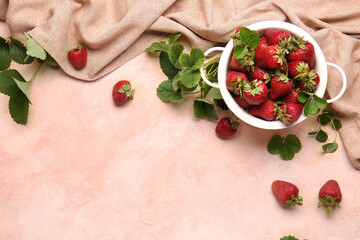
[248,66,270,82]
[229,54,254,72]
[318,180,342,216]
[272,180,303,207]
[250,99,278,121]
[68,45,87,70]
[283,87,302,104]
[264,28,291,46]
[235,95,251,110]
[298,71,320,92]
[287,41,315,69]
[215,117,239,139]
[243,79,269,105]
[288,61,310,80]
[255,45,285,70]
[226,70,248,95]
[277,102,304,125]
[258,36,268,47]
[112,80,135,105]
[269,75,293,101]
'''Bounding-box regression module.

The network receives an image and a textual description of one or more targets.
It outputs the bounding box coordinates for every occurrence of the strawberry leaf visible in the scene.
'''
[0,37,11,71]
[318,112,332,125]
[146,41,170,53]
[322,142,338,153]
[208,88,222,100]
[9,38,34,64]
[267,134,283,154]
[233,45,248,60]
[304,98,319,116]
[0,69,27,96]
[239,27,260,49]
[268,134,301,160]
[313,94,327,109]
[193,97,218,120]
[297,91,310,103]
[279,142,296,160]
[13,78,31,103]
[9,93,30,125]
[168,43,184,68]
[316,130,328,143]
[24,32,46,60]
[285,134,302,153]
[332,119,342,130]
[160,51,179,79]
[168,33,181,45]
[156,80,183,103]
[180,67,201,89]
[280,236,299,240]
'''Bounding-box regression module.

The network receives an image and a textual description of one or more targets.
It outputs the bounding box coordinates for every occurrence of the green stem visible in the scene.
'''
[29,62,43,84]
[203,55,221,69]
[331,120,338,143]
[185,90,201,95]
[24,55,30,64]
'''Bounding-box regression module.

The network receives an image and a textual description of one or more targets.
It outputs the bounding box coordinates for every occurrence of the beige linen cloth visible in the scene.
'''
[1,0,360,169]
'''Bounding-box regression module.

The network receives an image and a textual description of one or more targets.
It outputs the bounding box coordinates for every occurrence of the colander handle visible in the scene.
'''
[326,62,347,103]
[200,47,225,89]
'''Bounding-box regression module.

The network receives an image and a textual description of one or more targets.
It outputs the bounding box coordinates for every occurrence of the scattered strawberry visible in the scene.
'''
[269,75,293,101]
[248,66,270,82]
[283,87,302,104]
[250,99,278,121]
[255,44,285,70]
[215,117,239,139]
[287,41,315,69]
[277,102,304,125]
[272,180,303,207]
[68,45,87,70]
[318,180,342,215]
[226,70,248,95]
[243,79,268,105]
[112,80,135,105]
[264,28,291,46]
[235,95,251,110]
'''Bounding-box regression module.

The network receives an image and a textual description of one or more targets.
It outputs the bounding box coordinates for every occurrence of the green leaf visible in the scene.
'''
[168,43,184,68]
[0,69,26,96]
[322,108,335,118]
[304,98,319,116]
[267,134,283,155]
[318,112,332,125]
[313,94,327,109]
[297,91,310,103]
[171,73,181,91]
[13,78,31,102]
[9,38,34,64]
[332,119,342,130]
[9,93,29,125]
[233,45,248,60]
[168,33,181,45]
[180,67,201,89]
[179,48,205,70]
[322,142,338,153]
[24,32,46,60]
[208,88,222,100]
[239,27,260,49]
[146,41,170,53]
[308,129,320,135]
[280,236,299,240]
[44,53,59,68]
[285,134,302,153]
[0,37,11,71]
[160,51,179,79]
[193,97,218,120]
[214,99,228,110]
[156,80,183,103]
[279,142,296,160]
[316,130,328,143]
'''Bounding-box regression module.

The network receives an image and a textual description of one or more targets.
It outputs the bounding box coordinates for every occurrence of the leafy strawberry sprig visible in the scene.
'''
[0,33,58,124]
[147,33,224,120]
[232,27,259,71]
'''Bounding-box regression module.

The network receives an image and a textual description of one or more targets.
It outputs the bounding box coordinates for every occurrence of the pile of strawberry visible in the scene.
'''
[227,27,319,125]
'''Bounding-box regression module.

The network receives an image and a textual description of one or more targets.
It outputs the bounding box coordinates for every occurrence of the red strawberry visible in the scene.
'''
[215,117,239,139]
[248,66,270,82]
[235,95,251,110]
[258,36,268,47]
[298,71,320,92]
[243,79,269,105]
[287,41,315,69]
[318,180,342,215]
[229,54,254,72]
[288,61,310,79]
[277,102,303,125]
[250,99,278,121]
[264,28,291,46]
[284,87,302,104]
[272,180,303,207]
[226,70,248,95]
[255,45,285,70]
[68,45,87,70]
[112,80,135,105]
[269,75,293,101]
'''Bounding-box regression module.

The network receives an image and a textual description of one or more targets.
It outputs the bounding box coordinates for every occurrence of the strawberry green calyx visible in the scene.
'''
[69,45,84,52]
[244,80,264,96]
[118,83,135,99]
[285,194,303,206]
[273,47,286,65]
[278,36,306,54]
[294,62,311,80]
[318,195,341,216]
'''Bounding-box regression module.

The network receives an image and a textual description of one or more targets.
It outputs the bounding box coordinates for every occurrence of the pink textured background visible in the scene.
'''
[1,21,360,240]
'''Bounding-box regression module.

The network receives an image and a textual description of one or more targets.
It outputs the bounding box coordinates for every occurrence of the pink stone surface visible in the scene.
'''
[0,22,360,240]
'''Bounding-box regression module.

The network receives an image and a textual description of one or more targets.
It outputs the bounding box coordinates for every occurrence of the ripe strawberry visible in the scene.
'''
[215,117,239,139]
[68,45,87,70]
[318,180,342,215]
[226,70,248,95]
[272,180,303,207]
[112,80,135,105]
[287,41,315,69]
[255,45,285,70]
[243,79,269,105]
[235,95,251,110]
[264,28,291,46]
[229,54,254,72]
[288,61,310,79]
[250,99,278,121]
[277,102,303,125]
[283,87,302,104]
[269,75,293,101]
[298,71,320,92]
[258,36,268,47]
[248,66,270,82]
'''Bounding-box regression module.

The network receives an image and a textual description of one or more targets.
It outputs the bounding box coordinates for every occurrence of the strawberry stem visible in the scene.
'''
[29,62,43,84]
